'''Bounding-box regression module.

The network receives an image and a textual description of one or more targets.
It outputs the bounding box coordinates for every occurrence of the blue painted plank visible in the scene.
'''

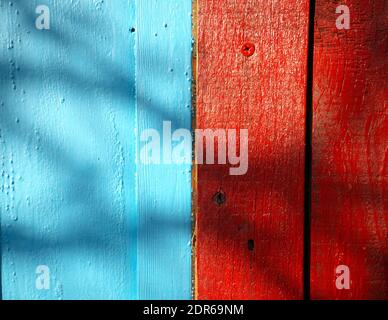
[135,0,192,299]
[1,0,192,300]
[0,0,136,299]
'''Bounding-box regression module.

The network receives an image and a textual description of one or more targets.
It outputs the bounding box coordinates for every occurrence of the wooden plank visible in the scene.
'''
[0,0,136,299]
[311,0,388,299]
[195,0,310,299]
[135,0,192,299]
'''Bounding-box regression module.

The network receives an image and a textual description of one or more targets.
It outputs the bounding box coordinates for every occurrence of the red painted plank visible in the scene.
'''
[311,0,388,299]
[195,0,310,299]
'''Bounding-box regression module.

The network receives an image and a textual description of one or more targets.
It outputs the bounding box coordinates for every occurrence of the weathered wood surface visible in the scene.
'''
[195,0,310,299]
[0,0,136,300]
[136,0,193,300]
[0,0,192,300]
[311,0,388,299]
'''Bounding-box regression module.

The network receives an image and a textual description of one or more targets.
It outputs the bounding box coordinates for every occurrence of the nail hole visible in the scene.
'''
[130,27,136,33]
[241,42,255,57]
[248,239,254,251]
[213,191,226,206]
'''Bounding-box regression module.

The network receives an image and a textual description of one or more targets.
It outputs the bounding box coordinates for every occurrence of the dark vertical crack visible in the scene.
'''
[304,0,316,301]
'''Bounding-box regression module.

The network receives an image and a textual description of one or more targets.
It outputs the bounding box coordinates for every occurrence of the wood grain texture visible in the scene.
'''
[0,0,136,299]
[136,0,192,299]
[1,0,193,300]
[311,0,388,299]
[195,0,310,300]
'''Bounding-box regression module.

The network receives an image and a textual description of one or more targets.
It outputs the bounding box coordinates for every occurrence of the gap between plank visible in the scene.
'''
[304,0,316,301]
